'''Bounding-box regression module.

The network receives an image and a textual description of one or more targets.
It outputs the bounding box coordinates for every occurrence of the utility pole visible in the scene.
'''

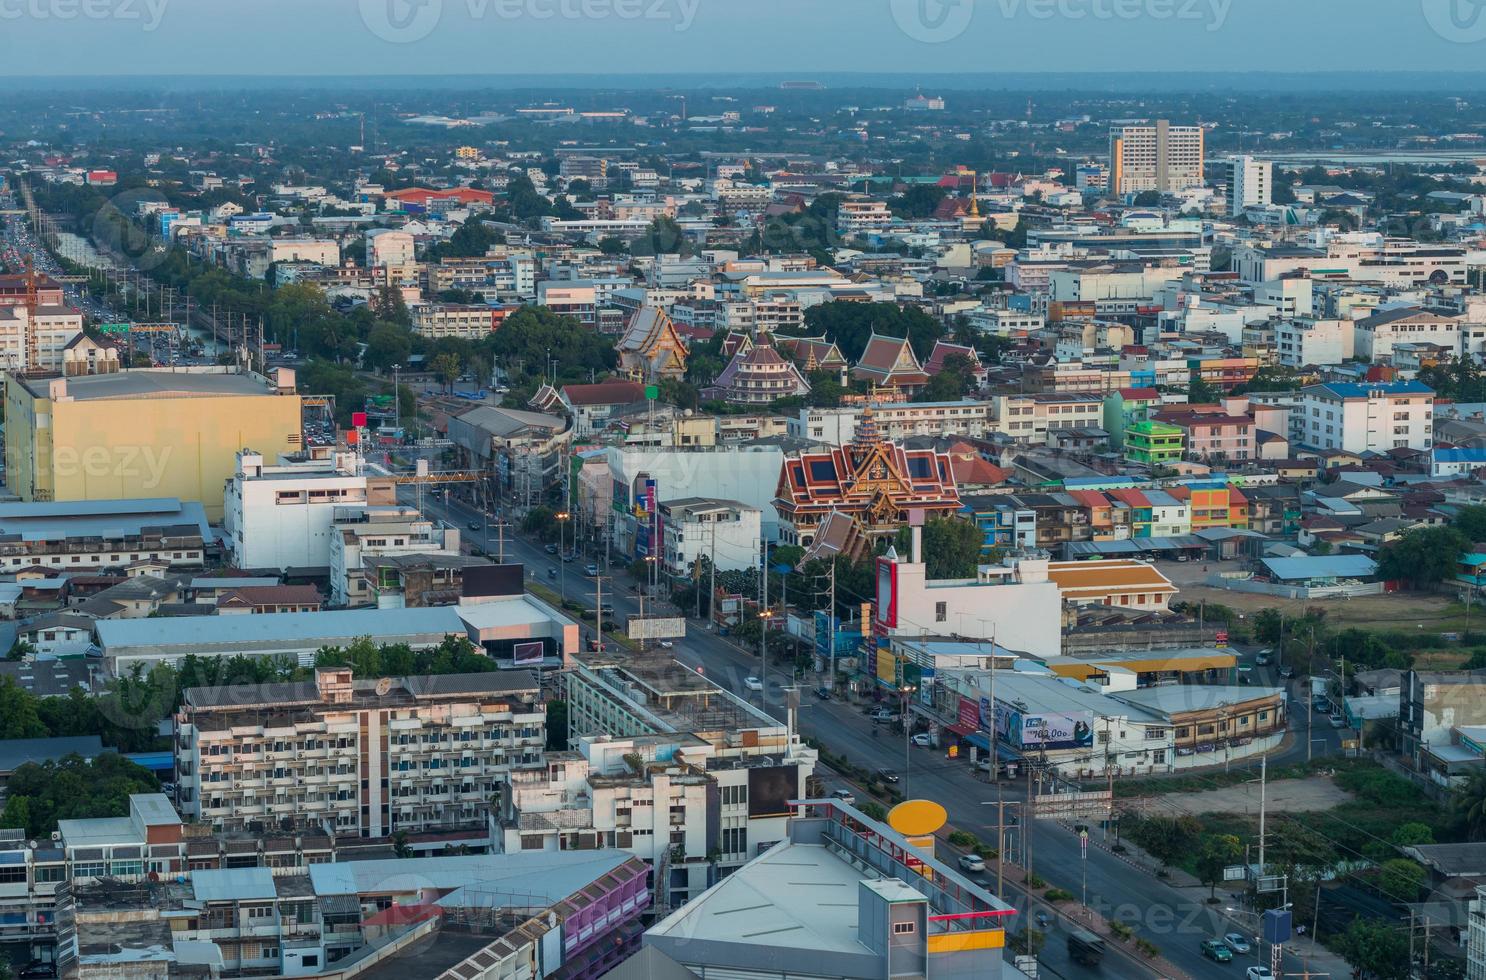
[827,559,837,692]
[760,546,769,712]
[1257,753,1268,874]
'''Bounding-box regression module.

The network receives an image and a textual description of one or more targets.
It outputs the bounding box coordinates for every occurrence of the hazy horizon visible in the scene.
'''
[5,0,1486,79]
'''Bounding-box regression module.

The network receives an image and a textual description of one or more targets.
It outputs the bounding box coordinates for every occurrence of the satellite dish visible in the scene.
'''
[375,678,393,696]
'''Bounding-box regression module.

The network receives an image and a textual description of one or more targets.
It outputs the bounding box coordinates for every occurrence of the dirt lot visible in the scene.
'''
[1171,578,1466,634]
[1146,775,1354,818]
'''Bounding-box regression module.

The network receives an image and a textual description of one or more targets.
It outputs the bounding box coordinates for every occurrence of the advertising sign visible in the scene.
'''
[512,640,545,666]
[958,696,980,731]
[627,617,687,641]
[1001,708,1095,751]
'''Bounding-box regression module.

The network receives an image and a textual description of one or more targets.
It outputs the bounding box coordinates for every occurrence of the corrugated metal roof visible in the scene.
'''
[1261,554,1377,581]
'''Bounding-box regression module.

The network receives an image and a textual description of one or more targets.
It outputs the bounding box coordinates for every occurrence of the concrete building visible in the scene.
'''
[993,393,1105,442]
[638,799,1014,980]
[1274,317,1356,368]
[0,303,85,374]
[836,197,894,237]
[410,302,507,340]
[224,449,385,574]
[1354,306,1462,362]
[1109,120,1205,195]
[175,667,543,841]
[4,368,302,522]
[328,506,461,608]
[365,228,415,268]
[658,497,761,579]
[1226,155,1272,215]
[788,400,996,447]
[1297,380,1434,453]
[0,498,211,575]
[96,605,469,672]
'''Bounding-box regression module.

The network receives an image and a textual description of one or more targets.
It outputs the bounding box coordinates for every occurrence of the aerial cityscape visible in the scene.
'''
[7,2,1486,979]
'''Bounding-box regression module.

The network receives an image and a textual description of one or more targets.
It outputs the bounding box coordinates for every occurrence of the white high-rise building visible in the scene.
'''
[1109,121,1205,196]
[1227,155,1273,215]
[224,449,372,572]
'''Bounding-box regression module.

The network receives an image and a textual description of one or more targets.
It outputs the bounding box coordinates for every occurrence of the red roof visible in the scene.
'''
[384,186,494,206]
[1118,387,1160,401]
[561,380,648,407]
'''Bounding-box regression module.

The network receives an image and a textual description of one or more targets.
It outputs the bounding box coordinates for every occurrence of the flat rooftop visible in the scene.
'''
[647,841,892,954]
[22,369,275,401]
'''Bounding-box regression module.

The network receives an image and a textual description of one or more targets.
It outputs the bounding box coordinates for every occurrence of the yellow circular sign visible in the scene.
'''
[888,800,948,838]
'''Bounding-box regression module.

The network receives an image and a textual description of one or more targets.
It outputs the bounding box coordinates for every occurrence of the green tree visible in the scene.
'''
[432,352,463,393]
[0,754,158,837]
[1456,771,1486,841]
[916,353,975,403]
[1378,858,1426,902]
[1335,917,1410,980]
[1455,505,1486,543]
[597,236,626,256]
[1378,525,1469,588]
[0,677,46,739]
[1188,369,1221,403]
[1195,833,1243,899]
[364,322,412,373]
[1390,821,1435,847]
[1133,190,1163,207]
[895,517,984,581]
[546,700,569,751]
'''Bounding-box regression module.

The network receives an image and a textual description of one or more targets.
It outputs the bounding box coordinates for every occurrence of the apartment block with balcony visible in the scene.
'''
[1124,420,1186,466]
[328,506,461,607]
[175,668,544,844]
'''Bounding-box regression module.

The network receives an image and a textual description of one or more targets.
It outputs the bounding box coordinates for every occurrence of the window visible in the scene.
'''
[935,601,947,623]
[893,922,916,935]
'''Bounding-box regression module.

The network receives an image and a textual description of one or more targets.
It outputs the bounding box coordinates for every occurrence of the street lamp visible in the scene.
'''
[900,683,918,797]
[556,511,570,600]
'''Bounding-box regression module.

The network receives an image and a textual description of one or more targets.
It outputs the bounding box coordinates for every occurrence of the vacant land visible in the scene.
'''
[1144,775,1353,818]
[1173,581,1470,634]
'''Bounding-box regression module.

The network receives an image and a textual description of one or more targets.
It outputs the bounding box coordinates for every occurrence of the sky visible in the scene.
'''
[4,0,1486,78]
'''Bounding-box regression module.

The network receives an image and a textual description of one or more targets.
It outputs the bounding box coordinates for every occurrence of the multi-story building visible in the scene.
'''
[560,654,819,907]
[176,667,544,841]
[1354,306,1462,362]
[700,336,811,405]
[364,228,415,268]
[1297,380,1434,453]
[411,302,510,340]
[428,253,536,300]
[1274,317,1356,368]
[4,368,302,522]
[0,497,210,574]
[1234,238,1468,288]
[535,281,598,326]
[993,392,1105,442]
[1226,155,1272,215]
[1153,407,1256,461]
[788,400,996,446]
[1124,420,1185,466]
[224,449,383,573]
[1109,120,1205,195]
[717,296,804,334]
[0,303,85,374]
[658,497,761,579]
[328,506,462,607]
[835,196,893,237]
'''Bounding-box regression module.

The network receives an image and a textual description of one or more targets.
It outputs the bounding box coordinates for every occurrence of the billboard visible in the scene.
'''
[747,765,799,819]
[512,640,545,666]
[875,558,897,628]
[627,617,687,640]
[999,707,1095,751]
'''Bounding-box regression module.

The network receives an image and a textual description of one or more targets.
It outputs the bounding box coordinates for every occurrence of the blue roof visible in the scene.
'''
[97,607,466,655]
[1309,381,1434,399]
[1435,448,1486,463]
[1261,554,1377,581]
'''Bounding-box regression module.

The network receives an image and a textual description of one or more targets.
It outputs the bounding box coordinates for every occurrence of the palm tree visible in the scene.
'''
[1455,770,1486,840]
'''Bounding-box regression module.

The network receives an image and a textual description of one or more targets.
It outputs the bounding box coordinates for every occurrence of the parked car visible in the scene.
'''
[911,733,932,748]
[744,676,763,692]
[657,640,674,649]
[1329,713,1347,728]
[1200,939,1234,963]
[1254,651,1271,666]
[958,854,986,873]
[814,687,831,701]
[830,788,856,805]
[1224,932,1252,954]
[18,964,58,979]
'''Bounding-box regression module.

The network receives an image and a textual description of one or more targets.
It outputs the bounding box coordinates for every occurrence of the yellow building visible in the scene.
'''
[5,369,302,521]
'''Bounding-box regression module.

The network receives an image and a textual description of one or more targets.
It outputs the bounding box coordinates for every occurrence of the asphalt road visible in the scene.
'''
[406,488,1343,979]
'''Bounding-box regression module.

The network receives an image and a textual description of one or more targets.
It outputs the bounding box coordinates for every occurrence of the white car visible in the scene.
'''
[1224,932,1252,954]
[744,676,763,692]
[957,854,986,873]
[911,733,932,748]
[1246,967,1273,980]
